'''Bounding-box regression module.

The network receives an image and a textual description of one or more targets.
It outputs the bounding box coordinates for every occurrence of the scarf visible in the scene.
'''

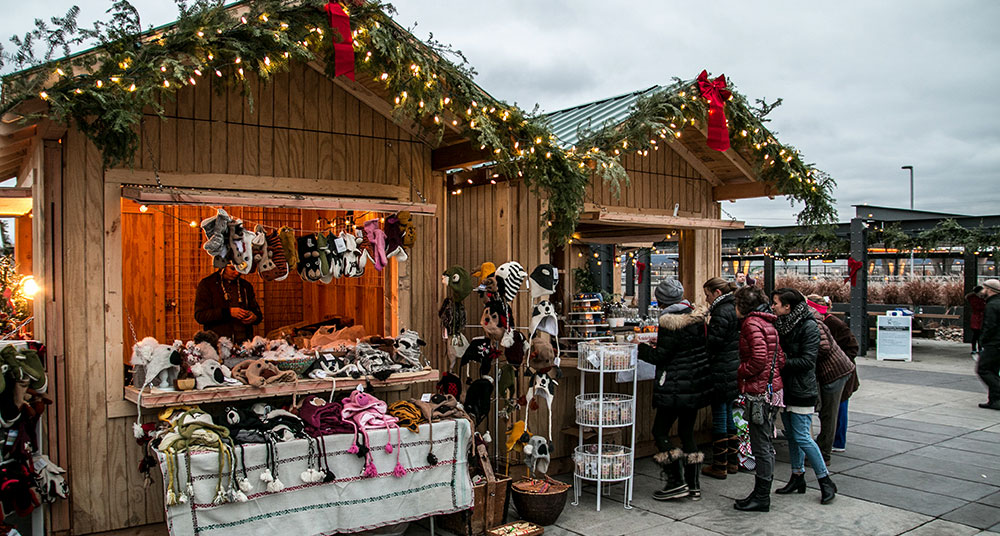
[663,299,692,315]
[774,301,813,336]
[709,292,731,313]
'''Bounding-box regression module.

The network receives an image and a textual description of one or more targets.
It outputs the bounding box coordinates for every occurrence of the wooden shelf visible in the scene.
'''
[124,368,440,408]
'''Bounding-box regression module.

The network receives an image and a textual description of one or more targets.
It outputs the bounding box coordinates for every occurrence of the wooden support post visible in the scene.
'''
[850,218,869,356]
[637,248,651,317]
[963,250,978,344]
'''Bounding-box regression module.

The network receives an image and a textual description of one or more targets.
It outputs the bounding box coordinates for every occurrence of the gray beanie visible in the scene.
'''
[654,279,684,306]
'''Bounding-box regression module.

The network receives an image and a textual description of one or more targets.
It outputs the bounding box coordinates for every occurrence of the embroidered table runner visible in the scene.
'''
[159,419,473,535]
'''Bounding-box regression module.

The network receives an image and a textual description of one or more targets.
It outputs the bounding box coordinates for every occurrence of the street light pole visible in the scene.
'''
[902,165,914,277]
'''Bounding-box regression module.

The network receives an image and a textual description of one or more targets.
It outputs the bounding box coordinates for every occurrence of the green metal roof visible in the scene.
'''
[543,84,672,148]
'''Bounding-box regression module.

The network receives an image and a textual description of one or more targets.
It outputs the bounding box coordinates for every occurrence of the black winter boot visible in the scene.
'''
[652,450,688,501]
[701,435,728,479]
[819,475,837,504]
[727,435,741,474]
[734,477,771,512]
[683,452,704,501]
[775,472,806,494]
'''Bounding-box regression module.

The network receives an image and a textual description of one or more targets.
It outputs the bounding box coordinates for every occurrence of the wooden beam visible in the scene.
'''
[0,187,33,198]
[666,136,721,185]
[105,169,411,200]
[579,206,743,230]
[431,140,492,171]
[694,125,757,182]
[120,186,438,215]
[0,138,32,157]
[712,181,780,201]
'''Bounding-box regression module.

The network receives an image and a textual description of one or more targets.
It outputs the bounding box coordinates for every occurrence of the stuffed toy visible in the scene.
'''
[383,214,408,261]
[396,211,416,248]
[363,220,389,271]
[392,329,426,368]
[228,220,254,275]
[464,377,494,428]
[341,390,406,478]
[296,234,324,282]
[201,208,232,268]
[277,226,299,271]
[529,264,559,300]
[231,359,297,387]
[257,225,289,281]
[494,261,527,305]
[523,436,551,476]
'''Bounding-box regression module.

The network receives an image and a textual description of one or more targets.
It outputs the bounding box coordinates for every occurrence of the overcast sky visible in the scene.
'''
[4,1,999,225]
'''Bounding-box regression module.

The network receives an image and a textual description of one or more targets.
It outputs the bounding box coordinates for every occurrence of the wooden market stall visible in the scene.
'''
[444,84,801,473]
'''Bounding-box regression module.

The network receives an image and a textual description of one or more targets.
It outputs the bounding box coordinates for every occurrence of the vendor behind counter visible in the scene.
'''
[194,265,263,344]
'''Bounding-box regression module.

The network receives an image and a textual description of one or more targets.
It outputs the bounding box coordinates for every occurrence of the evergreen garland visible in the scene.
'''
[2,0,834,249]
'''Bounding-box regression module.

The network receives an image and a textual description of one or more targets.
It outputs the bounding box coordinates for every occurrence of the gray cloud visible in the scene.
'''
[4,0,998,223]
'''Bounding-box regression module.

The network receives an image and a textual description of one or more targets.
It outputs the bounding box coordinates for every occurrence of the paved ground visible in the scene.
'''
[411,339,1000,535]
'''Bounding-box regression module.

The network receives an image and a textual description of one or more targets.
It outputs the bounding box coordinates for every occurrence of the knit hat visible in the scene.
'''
[525,372,557,436]
[529,300,558,338]
[190,359,232,390]
[341,390,405,478]
[984,279,1000,293]
[498,364,517,401]
[414,393,472,465]
[504,330,529,365]
[442,266,473,302]
[464,377,494,427]
[461,337,496,377]
[529,264,559,300]
[387,400,426,433]
[654,278,685,306]
[505,420,531,453]
[437,372,463,399]
[298,395,353,437]
[472,262,496,282]
[495,262,527,304]
[523,435,551,476]
[131,337,183,390]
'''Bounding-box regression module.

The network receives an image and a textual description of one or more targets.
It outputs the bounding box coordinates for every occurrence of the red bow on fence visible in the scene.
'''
[325,2,356,81]
[697,70,731,152]
[845,257,863,287]
[636,261,647,285]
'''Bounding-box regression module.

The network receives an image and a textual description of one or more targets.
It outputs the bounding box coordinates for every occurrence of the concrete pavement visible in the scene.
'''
[414,339,1000,535]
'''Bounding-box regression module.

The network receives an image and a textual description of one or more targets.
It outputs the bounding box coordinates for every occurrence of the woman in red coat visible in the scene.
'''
[732,286,785,512]
[968,286,987,359]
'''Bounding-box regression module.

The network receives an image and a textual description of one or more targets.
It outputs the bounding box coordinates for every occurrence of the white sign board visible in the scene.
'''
[876,315,912,361]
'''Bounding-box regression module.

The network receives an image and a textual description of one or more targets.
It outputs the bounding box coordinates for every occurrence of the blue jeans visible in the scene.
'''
[781,411,829,479]
[833,401,849,449]
[711,401,738,435]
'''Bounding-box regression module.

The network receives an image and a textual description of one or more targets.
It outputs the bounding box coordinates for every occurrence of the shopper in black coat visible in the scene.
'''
[702,277,741,479]
[638,278,711,502]
[977,279,1000,410]
[771,288,836,505]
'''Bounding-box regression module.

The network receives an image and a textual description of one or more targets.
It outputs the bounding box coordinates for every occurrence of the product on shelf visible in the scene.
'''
[573,444,633,481]
[575,393,634,427]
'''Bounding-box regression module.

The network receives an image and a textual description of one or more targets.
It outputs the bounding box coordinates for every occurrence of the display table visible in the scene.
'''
[159,419,473,536]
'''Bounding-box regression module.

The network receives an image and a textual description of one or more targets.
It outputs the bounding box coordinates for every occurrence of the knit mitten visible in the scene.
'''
[397,211,416,248]
[315,232,333,283]
[363,220,388,271]
[201,209,232,268]
[257,225,289,281]
[278,226,299,271]
[383,214,406,260]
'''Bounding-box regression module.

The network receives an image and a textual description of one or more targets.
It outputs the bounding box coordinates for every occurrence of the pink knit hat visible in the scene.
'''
[341,390,405,477]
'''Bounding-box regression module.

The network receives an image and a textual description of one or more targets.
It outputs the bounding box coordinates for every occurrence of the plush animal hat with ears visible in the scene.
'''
[529,264,559,300]
[494,262,527,304]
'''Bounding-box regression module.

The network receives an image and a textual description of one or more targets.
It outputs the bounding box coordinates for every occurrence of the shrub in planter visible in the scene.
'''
[939,280,965,307]
[815,278,849,303]
[881,283,908,305]
[903,279,941,306]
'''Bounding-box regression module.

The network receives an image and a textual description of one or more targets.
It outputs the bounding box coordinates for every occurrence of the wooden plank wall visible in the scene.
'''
[57,62,445,534]
[589,147,710,217]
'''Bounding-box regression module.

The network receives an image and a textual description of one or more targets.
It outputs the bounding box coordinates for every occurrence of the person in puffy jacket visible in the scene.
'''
[638,279,711,502]
[732,286,784,512]
[702,277,741,479]
[771,288,837,505]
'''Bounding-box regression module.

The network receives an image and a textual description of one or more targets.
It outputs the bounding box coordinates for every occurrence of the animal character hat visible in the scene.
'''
[341,390,406,478]
[525,372,558,438]
[494,262,527,304]
[440,266,472,368]
[529,264,559,300]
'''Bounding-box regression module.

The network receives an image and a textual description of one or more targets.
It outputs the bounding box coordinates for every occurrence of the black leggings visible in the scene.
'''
[973,329,982,352]
[652,407,698,453]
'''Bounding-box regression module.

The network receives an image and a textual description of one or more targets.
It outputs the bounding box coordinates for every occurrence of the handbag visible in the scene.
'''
[750,342,780,426]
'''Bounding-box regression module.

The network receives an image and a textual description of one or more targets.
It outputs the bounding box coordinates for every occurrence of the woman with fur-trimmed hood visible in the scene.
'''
[638,278,712,502]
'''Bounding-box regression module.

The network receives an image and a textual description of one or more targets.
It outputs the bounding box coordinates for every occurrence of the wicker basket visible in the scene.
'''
[438,444,510,535]
[511,478,569,527]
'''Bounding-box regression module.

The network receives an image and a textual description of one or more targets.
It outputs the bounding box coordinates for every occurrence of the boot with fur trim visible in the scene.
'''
[684,451,705,501]
[652,449,689,501]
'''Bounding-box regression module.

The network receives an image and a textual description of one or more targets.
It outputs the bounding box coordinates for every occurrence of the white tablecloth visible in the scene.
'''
[158,419,473,536]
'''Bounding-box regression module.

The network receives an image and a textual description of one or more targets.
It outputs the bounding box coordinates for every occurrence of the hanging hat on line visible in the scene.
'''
[529,264,559,300]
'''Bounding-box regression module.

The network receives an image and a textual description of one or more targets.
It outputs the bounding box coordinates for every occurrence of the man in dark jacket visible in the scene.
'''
[194,264,263,344]
[976,279,1000,410]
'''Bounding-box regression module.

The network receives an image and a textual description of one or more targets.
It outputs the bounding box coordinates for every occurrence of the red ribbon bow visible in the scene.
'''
[325,2,356,81]
[845,257,863,287]
[636,261,647,285]
[696,70,731,152]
